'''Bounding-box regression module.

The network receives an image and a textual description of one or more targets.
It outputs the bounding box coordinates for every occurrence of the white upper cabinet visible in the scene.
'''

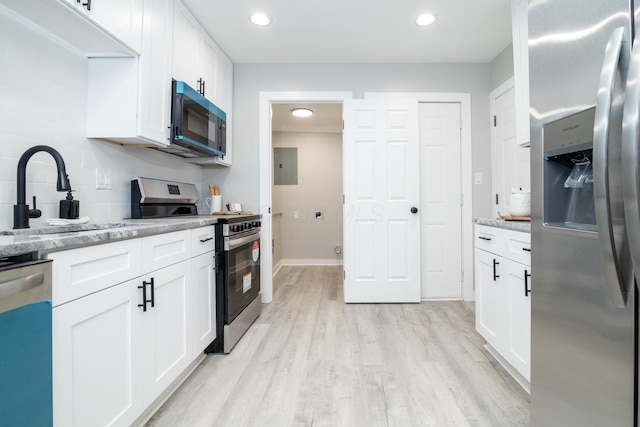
[511,0,530,146]
[172,1,219,101]
[172,1,201,87]
[86,0,174,146]
[60,0,143,54]
[1,0,142,56]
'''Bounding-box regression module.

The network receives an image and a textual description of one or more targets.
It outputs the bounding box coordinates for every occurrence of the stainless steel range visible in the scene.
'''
[130,177,199,219]
[206,215,261,354]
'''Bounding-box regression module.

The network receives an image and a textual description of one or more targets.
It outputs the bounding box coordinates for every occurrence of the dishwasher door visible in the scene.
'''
[0,257,53,426]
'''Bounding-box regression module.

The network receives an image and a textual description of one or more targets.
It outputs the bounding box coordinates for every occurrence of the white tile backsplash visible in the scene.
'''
[0,12,202,230]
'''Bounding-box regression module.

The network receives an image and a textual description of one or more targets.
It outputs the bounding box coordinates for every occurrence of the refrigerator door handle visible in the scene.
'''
[594,26,629,308]
[622,36,640,285]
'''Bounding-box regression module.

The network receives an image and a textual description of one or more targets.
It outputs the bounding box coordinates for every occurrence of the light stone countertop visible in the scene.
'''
[474,218,531,233]
[0,216,222,258]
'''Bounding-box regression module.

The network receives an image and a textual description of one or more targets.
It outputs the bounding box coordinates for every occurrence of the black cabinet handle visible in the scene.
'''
[197,78,205,96]
[523,247,531,252]
[138,278,154,311]
[149,277,155,308]
[525,269,531,297]
[493,259,500,281]
[82,0,91,10]
[138,281,148,312]
[479,236,492,241]
[410,207,418,214]
[200,237,213,243]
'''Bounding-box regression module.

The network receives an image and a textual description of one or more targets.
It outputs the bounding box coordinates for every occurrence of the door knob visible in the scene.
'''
[411,207,418,214]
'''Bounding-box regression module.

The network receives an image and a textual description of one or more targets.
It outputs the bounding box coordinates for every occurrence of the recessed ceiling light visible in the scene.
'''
[292,108,313,118]
[416,13,436,27]
[250,13,271,26]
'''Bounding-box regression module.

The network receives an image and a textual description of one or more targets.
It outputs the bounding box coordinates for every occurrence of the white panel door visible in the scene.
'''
[343,99,421,303]
[419,103,462,298]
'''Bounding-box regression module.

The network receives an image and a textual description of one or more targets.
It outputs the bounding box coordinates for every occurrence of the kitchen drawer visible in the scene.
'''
[141,230,191,273]
[191,226,215,257]
[49,239,143,306]
[474,224,503,255]
[503,229,531,265]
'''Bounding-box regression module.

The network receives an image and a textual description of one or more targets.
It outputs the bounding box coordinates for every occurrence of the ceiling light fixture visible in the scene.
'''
[416,13,436,27]
[291,108,313,118]
[250,13,271,26]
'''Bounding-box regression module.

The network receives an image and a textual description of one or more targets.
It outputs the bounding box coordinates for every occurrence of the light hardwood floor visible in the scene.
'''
[146,266,530,427]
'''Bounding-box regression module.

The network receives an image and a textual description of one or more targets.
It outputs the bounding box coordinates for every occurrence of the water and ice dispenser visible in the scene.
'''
[543,107,597,231]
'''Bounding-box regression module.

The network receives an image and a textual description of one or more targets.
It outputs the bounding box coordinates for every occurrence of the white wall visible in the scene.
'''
[202,63,494,220]
[0,12,203,231]
[272,131,343,263]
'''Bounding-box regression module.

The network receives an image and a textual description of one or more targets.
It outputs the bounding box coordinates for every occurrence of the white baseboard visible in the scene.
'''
[281,259,344,266]
[272,260,284,277]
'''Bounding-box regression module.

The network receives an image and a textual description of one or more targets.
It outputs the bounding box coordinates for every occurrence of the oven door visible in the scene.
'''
[225,230,261,323]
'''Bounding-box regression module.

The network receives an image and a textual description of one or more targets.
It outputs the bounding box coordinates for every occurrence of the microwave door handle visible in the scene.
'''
[594,26,628,308]
[623,37,640,287]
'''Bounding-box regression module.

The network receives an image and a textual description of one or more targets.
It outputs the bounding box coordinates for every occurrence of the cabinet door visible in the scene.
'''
[53,280,143,427]
[474,249,505,351]
[191,252,216,355]
[65,0,143,53]
[137,0,173,145]
[199,34,219,100]
[215,53,233,114]
[141,261,193,406]
[503,258,531,381]
[172,1,199,87]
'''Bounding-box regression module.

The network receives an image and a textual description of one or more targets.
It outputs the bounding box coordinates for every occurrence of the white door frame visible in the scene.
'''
[259,91,353,303]
[364,92,473,301]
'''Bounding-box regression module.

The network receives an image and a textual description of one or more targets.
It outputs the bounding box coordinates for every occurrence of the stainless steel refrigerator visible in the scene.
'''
[529,0,640,425]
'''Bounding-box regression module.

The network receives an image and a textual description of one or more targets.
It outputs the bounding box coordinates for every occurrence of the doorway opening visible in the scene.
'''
[271,103,344,278]
[258,91,353,304]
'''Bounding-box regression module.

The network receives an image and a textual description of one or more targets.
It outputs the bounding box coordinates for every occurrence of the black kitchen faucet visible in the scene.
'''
[13,145,72,229]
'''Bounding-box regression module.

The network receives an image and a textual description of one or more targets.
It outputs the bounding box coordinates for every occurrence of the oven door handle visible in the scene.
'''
[227,232,261,251]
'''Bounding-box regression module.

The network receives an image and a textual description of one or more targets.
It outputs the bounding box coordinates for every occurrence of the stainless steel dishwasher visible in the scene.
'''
[0,253,53,426]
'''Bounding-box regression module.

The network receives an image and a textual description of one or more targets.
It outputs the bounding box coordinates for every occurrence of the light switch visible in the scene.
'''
[95,168,112,190]
[474,172,483,185]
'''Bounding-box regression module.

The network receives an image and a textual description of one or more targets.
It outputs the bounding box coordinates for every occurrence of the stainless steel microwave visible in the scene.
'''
[168,80,226,158]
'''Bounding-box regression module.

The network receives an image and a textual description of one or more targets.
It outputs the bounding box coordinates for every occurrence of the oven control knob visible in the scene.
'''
[245,222,252,230]
[252,221,261,228]
[232,224,244,232]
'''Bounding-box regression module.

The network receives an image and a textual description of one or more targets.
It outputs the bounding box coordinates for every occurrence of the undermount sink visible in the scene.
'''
[0,222,146,236]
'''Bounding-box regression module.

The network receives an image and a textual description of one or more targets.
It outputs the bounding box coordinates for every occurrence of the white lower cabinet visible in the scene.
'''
[52,227,215,426]
[474,224,531,385]
[140,260,192,407]
[53,277,144,427]
[191,252,216,355]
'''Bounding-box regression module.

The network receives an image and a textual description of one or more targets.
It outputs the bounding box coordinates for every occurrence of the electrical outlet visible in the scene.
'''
[95,168,112,190]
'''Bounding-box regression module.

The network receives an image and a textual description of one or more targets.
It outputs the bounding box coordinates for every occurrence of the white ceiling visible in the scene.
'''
[182,0,513,64]
[271,103,343,132]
